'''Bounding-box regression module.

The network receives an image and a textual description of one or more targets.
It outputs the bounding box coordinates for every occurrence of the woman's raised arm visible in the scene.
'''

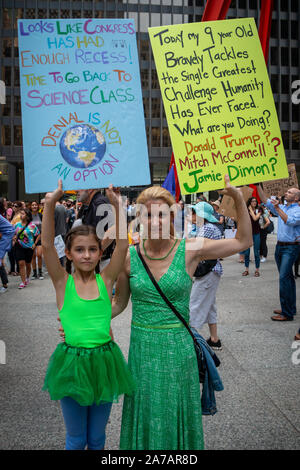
[186,175,253,273]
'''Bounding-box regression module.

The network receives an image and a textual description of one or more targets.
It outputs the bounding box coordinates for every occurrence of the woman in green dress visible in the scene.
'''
[112,175,252,450]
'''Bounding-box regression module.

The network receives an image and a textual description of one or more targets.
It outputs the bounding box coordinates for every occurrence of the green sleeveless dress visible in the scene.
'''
[120,240,204,450]
[43,274,135,406]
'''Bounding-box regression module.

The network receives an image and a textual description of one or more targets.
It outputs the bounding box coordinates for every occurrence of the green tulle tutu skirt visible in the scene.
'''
[43,341,136,406]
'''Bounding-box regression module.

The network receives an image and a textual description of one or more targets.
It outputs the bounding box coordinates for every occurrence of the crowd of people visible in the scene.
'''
[1,180,300,451]
[0,196,77,290]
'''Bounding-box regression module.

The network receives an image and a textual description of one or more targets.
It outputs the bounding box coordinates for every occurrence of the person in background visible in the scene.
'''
[0,213,15,293]
[39,199,45,214]
[78,189,115,272]
[66,199,76,232]
[31,201,44,280]
[258,185,300,321]
[174,199,186,238]
[241,197,262,277]
[13,208,40,289]
[259,204,271,263]
[210,200,225,237]
[11,201,23,225]
[9,201,23,275]
[189,202,223,350]
[55,198,67,266]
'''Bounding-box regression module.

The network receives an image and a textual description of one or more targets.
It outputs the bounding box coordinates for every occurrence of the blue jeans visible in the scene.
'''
[60,397,112,450]
[275,244,300,320]
[243,233,261,269]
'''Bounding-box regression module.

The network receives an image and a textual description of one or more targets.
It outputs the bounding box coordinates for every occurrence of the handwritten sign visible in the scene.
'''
[219,186,253,219]
[149,18,288,194]
[262,163,299,198]
[18,19,150,193]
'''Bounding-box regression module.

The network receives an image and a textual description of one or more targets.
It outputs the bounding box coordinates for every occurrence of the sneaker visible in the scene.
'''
[207,337,222,351]
[25,278,30,286]
[0,287,7,293]
[18,283,26,289]
[38,274,44,280]
[261,257,266,263]
[31,272,37,280]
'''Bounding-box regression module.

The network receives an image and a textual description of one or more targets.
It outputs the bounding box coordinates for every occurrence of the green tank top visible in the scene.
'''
[59,274,112,348]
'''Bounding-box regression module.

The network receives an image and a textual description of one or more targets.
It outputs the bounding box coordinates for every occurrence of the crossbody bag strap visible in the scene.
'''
[16,222,30,240]
[136,243,197,345]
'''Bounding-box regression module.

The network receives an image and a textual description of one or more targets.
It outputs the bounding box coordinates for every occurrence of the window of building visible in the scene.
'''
[281,102,289,122]
[151,69,159,89]
[38,9,47,19]
[291,21,298,40]
[280,20,288,39]
[3,67,11,87]
[141,70,149,88]
[162,128,171,147]
[14,9,24,29]
[281,130,289,149]
[2,126,11,145]
[151,98,161,118]
[281,75,289,94]
[3,99,11,117]
[3,8,12,28]
[25,9,36,19]
[152,162,170,185]
[291,48,299,67]
[271,19,278,38]
[280,0,289,11]
[14,67,20,87]
[249,0,258,9]
[281,47,289,66]
[14,126,23,146]
[140,40,149,62]
[14,96,21,116]
[143,97,150,118]
[271,47,279,66]
[292,132,300,149]
[3,39,12,57]
[271,74,279,93]
[151,127,161,147]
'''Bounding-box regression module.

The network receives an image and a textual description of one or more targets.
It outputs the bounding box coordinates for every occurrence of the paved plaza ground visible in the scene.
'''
[0,234,299,450]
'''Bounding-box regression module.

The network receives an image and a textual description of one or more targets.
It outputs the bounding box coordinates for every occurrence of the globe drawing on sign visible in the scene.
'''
[59,124,106,168]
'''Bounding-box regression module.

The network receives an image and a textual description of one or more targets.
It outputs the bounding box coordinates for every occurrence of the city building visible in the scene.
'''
[0,0,299,201]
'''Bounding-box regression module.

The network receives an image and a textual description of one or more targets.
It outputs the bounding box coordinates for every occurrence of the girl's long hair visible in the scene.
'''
[64,224,102,274]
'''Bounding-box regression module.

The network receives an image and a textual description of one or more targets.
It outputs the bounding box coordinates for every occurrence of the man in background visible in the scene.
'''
[258,185,300,322]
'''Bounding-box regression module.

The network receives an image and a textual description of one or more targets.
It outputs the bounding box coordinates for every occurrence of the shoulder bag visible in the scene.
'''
[136,244,220,383]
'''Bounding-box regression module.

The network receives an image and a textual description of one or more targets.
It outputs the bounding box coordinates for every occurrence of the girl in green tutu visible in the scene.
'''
[42,180,135,450]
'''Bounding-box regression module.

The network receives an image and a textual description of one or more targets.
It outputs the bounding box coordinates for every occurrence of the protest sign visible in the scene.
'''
[262,163,299,198]
[219,186,253,219]
[149,18,288,195]
[18,19,150,193]
[54,234,65,259]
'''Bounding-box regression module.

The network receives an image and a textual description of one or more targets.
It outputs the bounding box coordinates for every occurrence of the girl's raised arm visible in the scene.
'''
[102,185,128,287]
[41,180,67,287]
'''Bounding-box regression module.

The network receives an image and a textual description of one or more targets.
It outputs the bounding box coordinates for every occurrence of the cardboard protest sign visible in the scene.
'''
[18,19,150,193]
[149,18,288,195]
[219,186,253,219]
[262,163,299,198]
